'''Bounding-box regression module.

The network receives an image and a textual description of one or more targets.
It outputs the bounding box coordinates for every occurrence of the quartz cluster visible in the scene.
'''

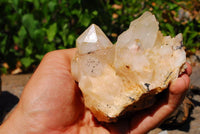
[71,11,186,122]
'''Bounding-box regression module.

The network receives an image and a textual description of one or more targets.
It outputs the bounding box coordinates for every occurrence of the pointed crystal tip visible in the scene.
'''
[76,24,113,54]
[116,11,159,49]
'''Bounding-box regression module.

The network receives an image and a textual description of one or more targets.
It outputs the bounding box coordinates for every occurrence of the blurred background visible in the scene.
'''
[0,0,200,74]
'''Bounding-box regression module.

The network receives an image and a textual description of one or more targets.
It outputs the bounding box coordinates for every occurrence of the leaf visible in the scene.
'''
[58,46,66,49]
[165,23,175,36]
[59,24,69,47]
[183,26,190,39]
[32,29,45,44]
[18,26,27,40]
[71,9,81,16]
[60,31,67,47]
[35,54,44,60]
[69,0,81,6]
[48,1,57,12]
[186,32,198,46]
[13,35,19,44]
[33,0,40,10]
[9,0,19,10]
[25,45,33,56]
[188,32,198,40]
[22,14,38,39]
[40,0,46,4]
[21,57,35,68]
[68,34,75,46]
[92,10,98,16]
[47,23,57,42]
[43,43,56,52]
[183,26,190,45]
[0,36,7,54]
[79,13,91,27]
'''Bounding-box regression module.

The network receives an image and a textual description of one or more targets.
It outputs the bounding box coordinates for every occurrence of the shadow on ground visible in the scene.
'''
[160,116,195,132]
[160,90,200,133]
[0,91,19,125]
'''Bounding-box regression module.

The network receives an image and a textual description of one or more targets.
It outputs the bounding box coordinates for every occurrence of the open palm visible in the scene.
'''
[0,48,191,134]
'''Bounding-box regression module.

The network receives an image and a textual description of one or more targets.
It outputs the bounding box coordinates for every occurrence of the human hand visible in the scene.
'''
[0,49,191,134]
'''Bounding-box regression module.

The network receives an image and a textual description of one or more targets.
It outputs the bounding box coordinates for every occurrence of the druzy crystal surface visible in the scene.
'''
[71,11,186,122]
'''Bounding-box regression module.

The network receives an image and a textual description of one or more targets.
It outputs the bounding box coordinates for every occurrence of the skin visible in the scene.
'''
[0,48,192,134]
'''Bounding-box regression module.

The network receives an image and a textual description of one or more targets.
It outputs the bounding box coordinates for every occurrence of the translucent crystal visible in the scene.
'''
[116,11,159,49]
[71,11,186,122]
[76,24,113,54]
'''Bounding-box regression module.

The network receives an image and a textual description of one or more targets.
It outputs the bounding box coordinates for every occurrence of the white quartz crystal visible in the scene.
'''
[76,24,113,54]
[71,11,186,122]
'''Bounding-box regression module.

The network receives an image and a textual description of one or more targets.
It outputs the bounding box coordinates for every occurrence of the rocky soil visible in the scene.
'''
[0,51,200,133]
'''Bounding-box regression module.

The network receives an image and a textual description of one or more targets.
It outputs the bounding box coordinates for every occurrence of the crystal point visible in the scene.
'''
[76,24,113,54]
[116,11,159,49]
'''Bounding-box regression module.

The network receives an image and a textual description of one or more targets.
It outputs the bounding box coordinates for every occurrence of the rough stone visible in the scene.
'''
[72,11,186,122]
